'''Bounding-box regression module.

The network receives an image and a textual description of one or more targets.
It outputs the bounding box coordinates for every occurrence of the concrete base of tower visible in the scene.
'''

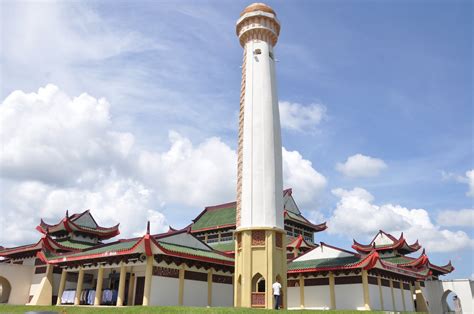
[233,227,287,309]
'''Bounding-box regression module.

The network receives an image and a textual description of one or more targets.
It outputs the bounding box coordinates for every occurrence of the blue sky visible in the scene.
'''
[1,1,472,279]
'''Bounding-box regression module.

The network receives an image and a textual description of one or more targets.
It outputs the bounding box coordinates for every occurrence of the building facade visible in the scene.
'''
[0,2,466,312]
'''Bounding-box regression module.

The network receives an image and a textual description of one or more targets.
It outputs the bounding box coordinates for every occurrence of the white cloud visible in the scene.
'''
[437,209,474,227]
[279,101,326,131]
[282,147,327,204]
[328,187,474,252]
[442,169,474,197]
[336,154,387,178]
[465,170,474,197]
[0,85,326,246]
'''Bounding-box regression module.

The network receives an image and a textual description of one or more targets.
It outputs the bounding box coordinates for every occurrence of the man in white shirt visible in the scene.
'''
[272,279,282,309]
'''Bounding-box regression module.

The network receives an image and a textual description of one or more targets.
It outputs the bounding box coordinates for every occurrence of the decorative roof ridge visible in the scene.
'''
[288,234,314,250]
[377,257,433,279]
[154,226,190,239]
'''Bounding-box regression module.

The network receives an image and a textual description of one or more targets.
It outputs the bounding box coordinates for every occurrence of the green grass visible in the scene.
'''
[0,305,422,314]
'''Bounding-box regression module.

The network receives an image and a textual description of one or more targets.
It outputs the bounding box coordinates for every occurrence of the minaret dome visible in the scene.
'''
[236,3,280,47]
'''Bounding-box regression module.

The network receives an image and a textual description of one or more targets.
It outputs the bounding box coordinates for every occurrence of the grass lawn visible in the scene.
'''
[0,305,422,314]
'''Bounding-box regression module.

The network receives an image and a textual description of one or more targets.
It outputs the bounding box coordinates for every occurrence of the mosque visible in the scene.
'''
[0,3,469,313]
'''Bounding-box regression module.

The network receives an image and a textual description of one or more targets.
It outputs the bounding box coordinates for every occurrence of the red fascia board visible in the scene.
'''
[0,240,43,256]
[378,260,427,279]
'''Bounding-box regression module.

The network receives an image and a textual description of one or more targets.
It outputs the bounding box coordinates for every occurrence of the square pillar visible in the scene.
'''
[74,268,84,305]
[116,262,126,306]
[94,266,104,306]
[56,269,67,306]
[142,256,153,306]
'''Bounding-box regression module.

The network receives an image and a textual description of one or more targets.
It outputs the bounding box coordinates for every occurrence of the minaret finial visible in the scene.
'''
[146,221,150,235]
[66,210,69,219]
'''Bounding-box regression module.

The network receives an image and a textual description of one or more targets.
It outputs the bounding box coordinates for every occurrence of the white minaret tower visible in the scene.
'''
[234,3,286,309]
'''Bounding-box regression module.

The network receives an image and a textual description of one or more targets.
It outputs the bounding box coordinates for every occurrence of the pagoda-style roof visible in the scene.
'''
[352,230,421,255]
[0,235,93,259]
[287,235,317,251]
[287,242,433,280]
[36,210,120,240]
[37,226,234,267]
[381,249,454,276]
[191,188,327,233]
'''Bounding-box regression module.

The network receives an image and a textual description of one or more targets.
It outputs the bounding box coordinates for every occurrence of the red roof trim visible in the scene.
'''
[288,250,378,273]
[42,237,144,264]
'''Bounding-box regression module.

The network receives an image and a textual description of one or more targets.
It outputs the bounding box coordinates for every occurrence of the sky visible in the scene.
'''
[0,0,472,279]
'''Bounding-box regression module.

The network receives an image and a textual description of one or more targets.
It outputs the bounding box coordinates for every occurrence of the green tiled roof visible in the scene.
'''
[192,205,236,231]
[381,256,414,264]
[56,240,96,250]
[209,241,235,252]
[288,256,361,271]
[47,240,138,260]
[286,211,311,225]
[159,242,234,262]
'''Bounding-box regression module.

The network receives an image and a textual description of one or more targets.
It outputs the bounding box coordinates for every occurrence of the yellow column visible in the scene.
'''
[142,256,153,306]
[414,281,429,312]
[377,275,384,310]
[178,265,185,306]
[116,262,126,306]
[409,282,416,310]
[362,269,371,310]
[389,279,396,311]
[127,272,135,306]
[329,272,336,309]
[74,268,84,305]
[400,281,406,311]
[56,269,67,305]
[299,275,304,308]
[94,266,104,306]
[207,269,213,307]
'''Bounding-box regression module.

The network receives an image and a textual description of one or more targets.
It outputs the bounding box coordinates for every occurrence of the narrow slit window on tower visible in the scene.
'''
[254,48,262,55]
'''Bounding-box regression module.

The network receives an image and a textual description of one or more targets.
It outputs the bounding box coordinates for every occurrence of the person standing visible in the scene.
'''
[272,279,282,309]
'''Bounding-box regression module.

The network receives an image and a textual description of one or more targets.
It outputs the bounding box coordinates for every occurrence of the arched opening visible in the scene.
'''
[252,273,265,292]
[0,276,12,304]
[442,289,462,314]
[251,273,265,307]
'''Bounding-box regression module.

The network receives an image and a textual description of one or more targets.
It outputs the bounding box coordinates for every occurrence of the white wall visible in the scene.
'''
[404,288,414,311]
[150,276,179,306]
[369,284,381,310]
[211,282,233,307]
[335,284,364,310]
[424,279,474,314]
[0,264,34,305]
[287,286,300,309]
[381,286,393,311]
[305,285,330,309]
[183,279,207,307]
[393,285,404,311]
